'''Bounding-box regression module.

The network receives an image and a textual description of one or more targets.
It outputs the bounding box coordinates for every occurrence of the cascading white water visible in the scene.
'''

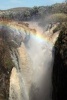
[0,21,59,100]
[9,22,59,100]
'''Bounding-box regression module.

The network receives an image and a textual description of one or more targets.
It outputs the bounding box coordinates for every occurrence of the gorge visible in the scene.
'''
[0,20,60,100]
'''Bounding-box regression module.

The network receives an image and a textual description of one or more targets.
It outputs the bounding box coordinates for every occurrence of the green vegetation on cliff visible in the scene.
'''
[0,3,67,21]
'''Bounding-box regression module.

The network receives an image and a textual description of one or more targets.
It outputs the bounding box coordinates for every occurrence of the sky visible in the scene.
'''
[0,0,64,10]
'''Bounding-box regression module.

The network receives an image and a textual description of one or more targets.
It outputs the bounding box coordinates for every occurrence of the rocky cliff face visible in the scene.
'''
[0,20,24,100]
[0,30,14,100]
[52,23,67,100]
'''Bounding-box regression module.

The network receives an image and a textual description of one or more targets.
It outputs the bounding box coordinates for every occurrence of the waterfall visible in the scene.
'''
[0,21,59,100]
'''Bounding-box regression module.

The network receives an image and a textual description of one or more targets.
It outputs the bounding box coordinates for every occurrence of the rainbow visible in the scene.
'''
[0,20,58,46]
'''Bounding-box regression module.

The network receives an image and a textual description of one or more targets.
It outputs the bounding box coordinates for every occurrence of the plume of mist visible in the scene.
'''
[0,21,59,100]
[10,21,59,100]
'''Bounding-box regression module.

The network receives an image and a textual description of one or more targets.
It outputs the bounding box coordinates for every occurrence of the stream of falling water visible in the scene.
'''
[5,22,59,100]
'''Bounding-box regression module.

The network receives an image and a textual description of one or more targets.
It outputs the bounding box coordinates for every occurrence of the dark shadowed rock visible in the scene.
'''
[52,23,67,100]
